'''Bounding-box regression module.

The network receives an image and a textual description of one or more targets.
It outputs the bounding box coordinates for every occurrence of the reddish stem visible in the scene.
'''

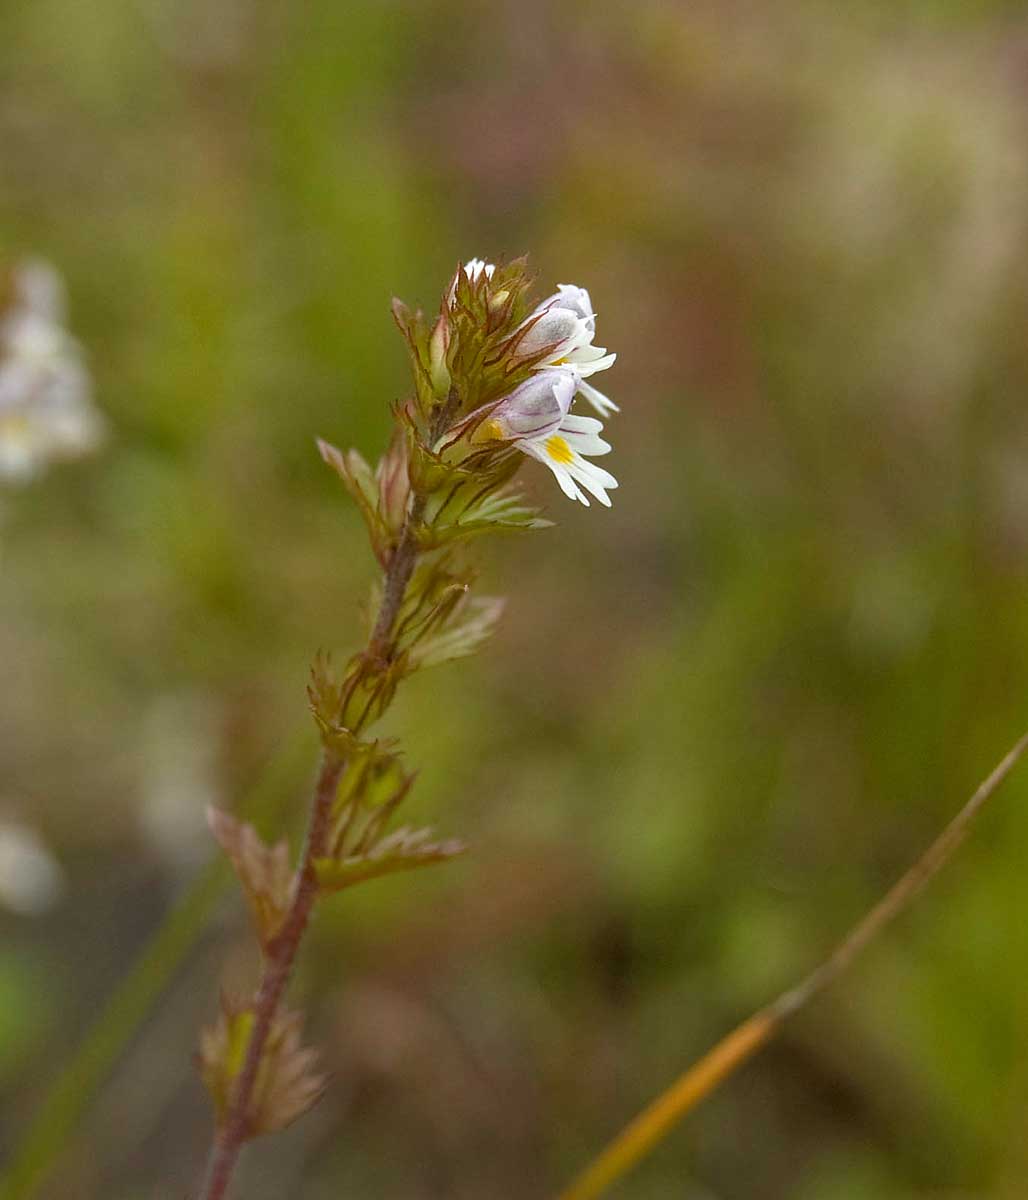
[199,750,343,1200]
[198,393,457,1200]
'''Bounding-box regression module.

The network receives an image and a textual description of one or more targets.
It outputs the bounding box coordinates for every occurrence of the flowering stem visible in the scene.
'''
[556,728,1028,1200]
[197,433,447,1198]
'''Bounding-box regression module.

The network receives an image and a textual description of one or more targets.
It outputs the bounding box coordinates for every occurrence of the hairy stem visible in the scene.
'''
[198,393,462,1199]
[556,729,1028,1200]
[369,493,426,656]
[199,749,343,1200]
[368,389,460,655]
[198,411,454,1197]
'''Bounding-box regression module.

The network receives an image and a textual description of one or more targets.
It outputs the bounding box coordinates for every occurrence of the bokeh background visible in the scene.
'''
[4,1,1028,1197]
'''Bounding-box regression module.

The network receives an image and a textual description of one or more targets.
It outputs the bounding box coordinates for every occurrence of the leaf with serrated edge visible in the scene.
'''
[410,596,505,668]
[317,440,388,555]
[198,997,325,1137]
[207,808,293,947]
[314,826,466,892]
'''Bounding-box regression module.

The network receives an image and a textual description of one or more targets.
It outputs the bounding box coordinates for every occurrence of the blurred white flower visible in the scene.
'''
[518,283,618,417]
[139,692,222,868]
[0,260,104,484]
[0,819,64,916]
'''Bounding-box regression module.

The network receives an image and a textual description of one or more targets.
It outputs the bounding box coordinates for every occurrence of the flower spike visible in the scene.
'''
[197,254,624,1200]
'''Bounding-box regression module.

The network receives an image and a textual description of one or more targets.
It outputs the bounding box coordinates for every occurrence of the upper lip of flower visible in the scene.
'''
[489,368,580,441]
[554,284,595,326]
[438,366,580,452]
[509,288,617,409]
[513,305,591,361]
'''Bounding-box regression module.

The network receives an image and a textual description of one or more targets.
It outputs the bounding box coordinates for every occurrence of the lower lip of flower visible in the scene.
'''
[545,435,574,465]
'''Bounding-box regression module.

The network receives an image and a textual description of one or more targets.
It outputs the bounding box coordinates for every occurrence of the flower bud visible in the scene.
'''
[428,313,450,398]
[377,434,410,535]
[462,257,494,283]
[447,257,496,306]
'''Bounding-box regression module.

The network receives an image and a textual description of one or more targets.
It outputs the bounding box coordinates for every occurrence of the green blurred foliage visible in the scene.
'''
[3,1,1028,1197]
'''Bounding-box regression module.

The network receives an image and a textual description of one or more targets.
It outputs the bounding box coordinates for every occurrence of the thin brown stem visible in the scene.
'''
[198,393,462,1200]
[368,492,426,656]
[556,728,1028,1200]
[368,389,457,657]
[199,749,343,1200]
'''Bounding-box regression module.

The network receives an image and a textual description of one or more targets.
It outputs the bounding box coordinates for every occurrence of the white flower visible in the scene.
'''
[518,409,618,508]
[517,283,618,418]
[0,261,104,484]
[448,257,496,305]
[462,257,495,283]
[485,365,618,508]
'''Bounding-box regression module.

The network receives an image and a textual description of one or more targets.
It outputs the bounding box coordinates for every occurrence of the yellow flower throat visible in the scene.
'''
[545,435,573,465]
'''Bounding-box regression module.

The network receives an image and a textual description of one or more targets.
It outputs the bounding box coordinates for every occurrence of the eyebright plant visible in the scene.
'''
[197,256,620,1199]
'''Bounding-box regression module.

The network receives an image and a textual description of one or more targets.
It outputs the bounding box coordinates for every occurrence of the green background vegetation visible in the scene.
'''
[3,1,1028,1196]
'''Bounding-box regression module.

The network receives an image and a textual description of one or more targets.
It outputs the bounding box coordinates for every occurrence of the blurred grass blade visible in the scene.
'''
[556,1013,775,1200]
[557,729,1028,1200]
[0,727,314,1200]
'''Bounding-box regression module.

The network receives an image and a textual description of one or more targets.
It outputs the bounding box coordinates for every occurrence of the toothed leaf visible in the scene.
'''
[314,825,466,893]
